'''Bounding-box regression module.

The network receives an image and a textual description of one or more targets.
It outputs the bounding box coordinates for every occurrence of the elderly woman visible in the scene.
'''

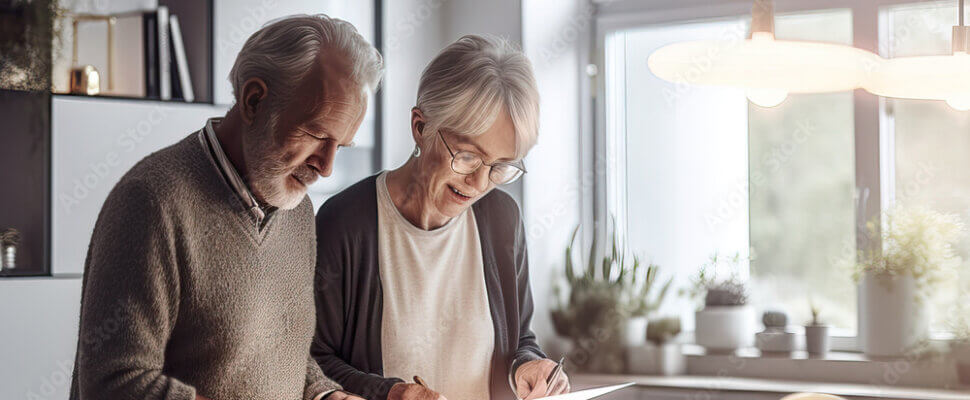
[311,35,569,400]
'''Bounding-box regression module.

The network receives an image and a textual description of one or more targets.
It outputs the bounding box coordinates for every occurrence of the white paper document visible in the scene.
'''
[542,382,635,400]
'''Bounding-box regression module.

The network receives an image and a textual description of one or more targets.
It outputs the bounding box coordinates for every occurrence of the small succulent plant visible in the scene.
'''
[762,310,788,329]
[684,252,749,309]
[1,228,21,246]
[646,316,682,344]
[704,281,748,307]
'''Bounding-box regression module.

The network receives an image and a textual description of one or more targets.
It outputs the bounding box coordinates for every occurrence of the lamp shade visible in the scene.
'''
[865,52,970,108]
[647,33,881,94]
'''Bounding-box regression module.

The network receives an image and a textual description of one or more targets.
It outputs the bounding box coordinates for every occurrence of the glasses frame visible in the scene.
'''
[436,130,527,185]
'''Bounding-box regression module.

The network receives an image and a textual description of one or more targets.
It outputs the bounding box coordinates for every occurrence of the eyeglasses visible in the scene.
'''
[437,131,527,185]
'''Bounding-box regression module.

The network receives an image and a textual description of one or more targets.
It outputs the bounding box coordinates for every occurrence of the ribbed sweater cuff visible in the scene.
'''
[305,378,342,400]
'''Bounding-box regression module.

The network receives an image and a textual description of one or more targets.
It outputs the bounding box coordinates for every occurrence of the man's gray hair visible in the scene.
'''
[230,14,383,108]
[416,35,539,159]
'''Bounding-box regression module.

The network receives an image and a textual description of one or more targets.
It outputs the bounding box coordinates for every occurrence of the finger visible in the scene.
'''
[550,376,569,395]
[515,376,532,399]
[549,379,569,396]
[523,381,549,400]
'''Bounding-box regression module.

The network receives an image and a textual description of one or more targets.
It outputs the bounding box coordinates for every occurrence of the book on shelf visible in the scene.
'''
[157,6,171,100]
[140,7,172,100]
[143,10,158,98]
[169,14,195,103]
[53,6,196,102]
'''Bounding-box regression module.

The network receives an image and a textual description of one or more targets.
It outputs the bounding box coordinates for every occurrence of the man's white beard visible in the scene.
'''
[243,115,309,210]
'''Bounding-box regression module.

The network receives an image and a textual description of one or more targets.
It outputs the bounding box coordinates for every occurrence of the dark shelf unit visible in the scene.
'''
[0,90,51,277]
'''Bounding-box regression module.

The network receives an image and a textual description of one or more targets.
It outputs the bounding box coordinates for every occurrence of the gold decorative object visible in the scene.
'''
[69,64,100,95]
[69,14,115,95]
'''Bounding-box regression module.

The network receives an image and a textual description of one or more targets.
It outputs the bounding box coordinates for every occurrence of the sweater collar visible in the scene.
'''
[200,117,267,224]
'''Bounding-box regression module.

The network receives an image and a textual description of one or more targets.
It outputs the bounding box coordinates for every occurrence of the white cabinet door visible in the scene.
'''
[51,96,227,275]
[0,278,82,400]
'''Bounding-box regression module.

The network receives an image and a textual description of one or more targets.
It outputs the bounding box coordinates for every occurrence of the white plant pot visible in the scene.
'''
[804,325,831,357]
[622,317,649,348]
[755,329,796,354]
[951,342,970,385]
[859,272,928,357]
[695,306,755,351]
[627,343,686,375]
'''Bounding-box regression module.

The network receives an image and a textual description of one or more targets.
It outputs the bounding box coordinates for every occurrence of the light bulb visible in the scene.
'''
[746,88,788,108]
[945,95,970,111]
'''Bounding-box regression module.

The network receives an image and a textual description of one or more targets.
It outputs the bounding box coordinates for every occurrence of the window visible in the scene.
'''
[747,10,857,334]
[883,1,970,336]
[600,0,970,341]
[605,18,751,329]
[603,9,858,332]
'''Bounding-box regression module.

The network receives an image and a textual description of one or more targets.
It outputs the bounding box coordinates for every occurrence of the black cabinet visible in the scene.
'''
[0,90,51,276]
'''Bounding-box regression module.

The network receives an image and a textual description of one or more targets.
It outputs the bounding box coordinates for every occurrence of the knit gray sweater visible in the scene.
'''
[69,133,340,400]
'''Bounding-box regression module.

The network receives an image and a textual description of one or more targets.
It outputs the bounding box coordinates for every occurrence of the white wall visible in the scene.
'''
[521,0,587,346]
[213,0,375,106]
[380,0,449,168]
[380,0,524,169]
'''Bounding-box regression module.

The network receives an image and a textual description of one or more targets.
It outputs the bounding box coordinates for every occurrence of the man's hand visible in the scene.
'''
[387,382,447,400]
[325,390,366,400]
[514,359,570,400]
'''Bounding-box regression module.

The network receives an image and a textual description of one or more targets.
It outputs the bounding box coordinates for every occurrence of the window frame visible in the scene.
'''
[589,0,950,353]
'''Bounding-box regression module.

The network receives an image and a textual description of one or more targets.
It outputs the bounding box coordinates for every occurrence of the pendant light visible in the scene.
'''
[647,0,880,107]
[864,0,970,110]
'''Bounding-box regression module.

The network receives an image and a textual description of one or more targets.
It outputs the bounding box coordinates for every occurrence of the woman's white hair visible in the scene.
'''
[230,14,383,111]
[416,35,539,159]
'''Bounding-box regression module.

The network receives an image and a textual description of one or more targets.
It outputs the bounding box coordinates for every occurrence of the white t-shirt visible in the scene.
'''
[376,172,495,400]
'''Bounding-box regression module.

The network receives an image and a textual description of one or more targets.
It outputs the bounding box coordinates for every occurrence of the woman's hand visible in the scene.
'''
[514,359,570,399]
[387,382,447,400]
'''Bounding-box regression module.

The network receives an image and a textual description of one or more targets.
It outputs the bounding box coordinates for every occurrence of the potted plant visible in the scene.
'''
[550,224,671,373]
[855,204,965,357]
[756,310,795,355]
[620,256,673,348]
[628,316,685,375]
[804,302,830,357]
[688,253,754,352]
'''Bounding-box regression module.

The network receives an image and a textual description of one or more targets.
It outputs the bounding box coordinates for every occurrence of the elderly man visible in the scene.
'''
[69,14,382,400]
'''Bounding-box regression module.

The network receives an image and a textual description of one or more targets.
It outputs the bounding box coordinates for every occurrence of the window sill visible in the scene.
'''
[680,344,962,389]
[572,372,968,400]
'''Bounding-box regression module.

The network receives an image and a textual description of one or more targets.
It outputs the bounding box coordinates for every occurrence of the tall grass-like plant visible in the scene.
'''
[550,222,672,372]
[855,204,965,299]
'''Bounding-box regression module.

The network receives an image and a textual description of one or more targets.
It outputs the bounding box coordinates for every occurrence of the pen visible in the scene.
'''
[543,356,565,397]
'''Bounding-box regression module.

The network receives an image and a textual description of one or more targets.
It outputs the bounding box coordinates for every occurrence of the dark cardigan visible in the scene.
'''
[311,174,545,400]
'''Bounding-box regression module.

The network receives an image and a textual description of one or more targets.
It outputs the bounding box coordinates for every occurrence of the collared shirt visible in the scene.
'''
[198,117,268,228]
